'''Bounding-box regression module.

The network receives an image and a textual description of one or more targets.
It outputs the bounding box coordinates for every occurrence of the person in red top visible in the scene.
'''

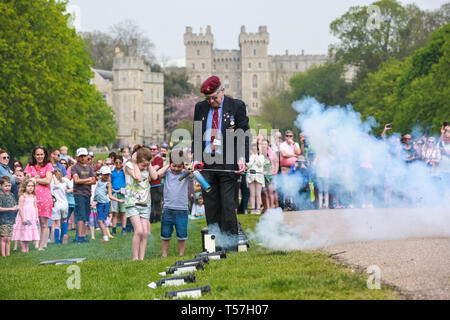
[150,144,164,223]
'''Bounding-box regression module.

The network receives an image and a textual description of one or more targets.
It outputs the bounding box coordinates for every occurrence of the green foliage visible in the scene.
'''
[0,0,117,157]
[351,23,450,135]
[0,216,397,300]
[330,0,449,84]
[164,67,195,99]
[290,62,351,107]
[260,90,297,132]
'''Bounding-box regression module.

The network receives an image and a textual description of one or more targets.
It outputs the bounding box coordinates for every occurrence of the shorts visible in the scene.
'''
[110,192,125,213]
[74,195,90,223]
[126,205,150,220]
[52,204,69,221]
[0,224,14,237]
[160,208,188,241]
[96,202,110,221]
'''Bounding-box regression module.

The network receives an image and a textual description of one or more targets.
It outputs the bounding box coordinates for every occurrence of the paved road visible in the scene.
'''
[322,238,450,300]
[282,208,450,299]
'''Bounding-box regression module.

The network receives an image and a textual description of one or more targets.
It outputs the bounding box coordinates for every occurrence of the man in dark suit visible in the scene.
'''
[192,76,250,251]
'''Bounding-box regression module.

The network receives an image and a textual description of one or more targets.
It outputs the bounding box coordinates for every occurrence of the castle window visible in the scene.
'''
[202,63,205,69]
[296,63,299,70]
[196,76,201,87]
[192,63,195,70]
[259,62,262,68]
[133,111,136,121]
[197,49,200,56]
[253,91,258,99]
[224,76,230,89]
[213,64,216,70]
[252,75,258,88]
[253,49,257,55]
[248,63,251,69]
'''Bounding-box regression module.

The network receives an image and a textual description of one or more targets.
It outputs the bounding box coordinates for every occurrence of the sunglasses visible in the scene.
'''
[1,156,10,160]
[115,161,123,164]
[150,148,158,151]
[285,135,293,137]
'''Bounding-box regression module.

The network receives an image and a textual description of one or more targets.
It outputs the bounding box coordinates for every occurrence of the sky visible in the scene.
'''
[67,0,447,65]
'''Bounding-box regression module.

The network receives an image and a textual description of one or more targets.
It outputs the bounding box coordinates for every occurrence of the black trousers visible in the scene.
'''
[201,165,239,247]
[150,185,163,223]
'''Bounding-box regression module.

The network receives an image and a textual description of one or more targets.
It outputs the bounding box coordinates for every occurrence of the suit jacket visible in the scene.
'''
[192,95,251,171]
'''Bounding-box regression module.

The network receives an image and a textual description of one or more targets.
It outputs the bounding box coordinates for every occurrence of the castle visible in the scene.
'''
[91,46,164,147]
[184,25,330,114]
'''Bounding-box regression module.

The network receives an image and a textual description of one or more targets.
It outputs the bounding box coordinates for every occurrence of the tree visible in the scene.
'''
[164,94,199,134]
[350,23,450,135]
[164,67,195,99]
[394,23,450,134]
[289,62,352,107]
[81,19,156,70]
[329,0,449,83]
[0,0,117,157]
[260,90,297,133]
[350,58,406,134]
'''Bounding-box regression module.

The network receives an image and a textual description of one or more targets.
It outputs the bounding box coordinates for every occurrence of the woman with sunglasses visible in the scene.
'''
[0,150,15,191]
[24,146,54,250]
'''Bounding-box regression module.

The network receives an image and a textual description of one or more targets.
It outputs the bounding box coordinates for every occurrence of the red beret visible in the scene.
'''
[201,76,221,95]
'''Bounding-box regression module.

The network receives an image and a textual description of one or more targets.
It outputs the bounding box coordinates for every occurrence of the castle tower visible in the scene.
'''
[184,26,214,87]
[239,26,270,115]
[112,47,145,146]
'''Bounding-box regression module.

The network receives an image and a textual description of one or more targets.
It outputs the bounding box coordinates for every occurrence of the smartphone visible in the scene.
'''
[386,124,392,129]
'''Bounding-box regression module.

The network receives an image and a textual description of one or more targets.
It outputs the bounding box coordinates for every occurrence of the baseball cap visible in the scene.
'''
[99,166,111,175]
[76,148,88,157]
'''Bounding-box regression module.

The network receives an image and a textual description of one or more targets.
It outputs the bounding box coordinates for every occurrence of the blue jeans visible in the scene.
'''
[160,208,188,240]
[74,195,90,223]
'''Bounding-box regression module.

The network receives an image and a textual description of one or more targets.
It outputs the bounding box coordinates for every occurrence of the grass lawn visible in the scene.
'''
[0,215,398,300]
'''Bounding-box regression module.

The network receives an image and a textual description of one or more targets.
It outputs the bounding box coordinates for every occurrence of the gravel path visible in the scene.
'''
[322,238,450,300]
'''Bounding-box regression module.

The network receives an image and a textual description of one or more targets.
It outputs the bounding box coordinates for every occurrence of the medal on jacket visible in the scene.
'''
[230,115,235,127]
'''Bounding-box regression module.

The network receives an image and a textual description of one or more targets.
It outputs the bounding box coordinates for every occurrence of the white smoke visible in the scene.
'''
[250,97,450,250]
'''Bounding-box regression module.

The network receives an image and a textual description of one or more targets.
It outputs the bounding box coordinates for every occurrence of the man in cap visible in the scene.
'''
[71,148,97,243]
[191,76,250,251]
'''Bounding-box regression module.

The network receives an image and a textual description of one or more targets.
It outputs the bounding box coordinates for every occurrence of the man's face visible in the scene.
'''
[402,135,412,146]
[150,145,159,157]
[51,151,60,162]
[205,88,224,108]
[160,148,168,155]
[78,155,88,165]
[0,153,9,166]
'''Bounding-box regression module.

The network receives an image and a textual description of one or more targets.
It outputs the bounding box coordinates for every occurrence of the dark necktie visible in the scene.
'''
[211,108,219,152]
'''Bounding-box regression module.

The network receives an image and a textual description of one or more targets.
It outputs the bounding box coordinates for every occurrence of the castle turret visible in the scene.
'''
[184,26,214,87]
[239,26,270,114]
[112,47,145,146]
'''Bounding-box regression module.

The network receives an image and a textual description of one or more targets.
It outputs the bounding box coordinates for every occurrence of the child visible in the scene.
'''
[124,145,158,260]
[110,155,127,235]
[246,143,265,214]
[93,166,124,242]
[0,176,19,256]
[71,148,96,243]
[12,178,40,252]
[157,151,193,257]
[50,169,69,244]
[189,194,205,220]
